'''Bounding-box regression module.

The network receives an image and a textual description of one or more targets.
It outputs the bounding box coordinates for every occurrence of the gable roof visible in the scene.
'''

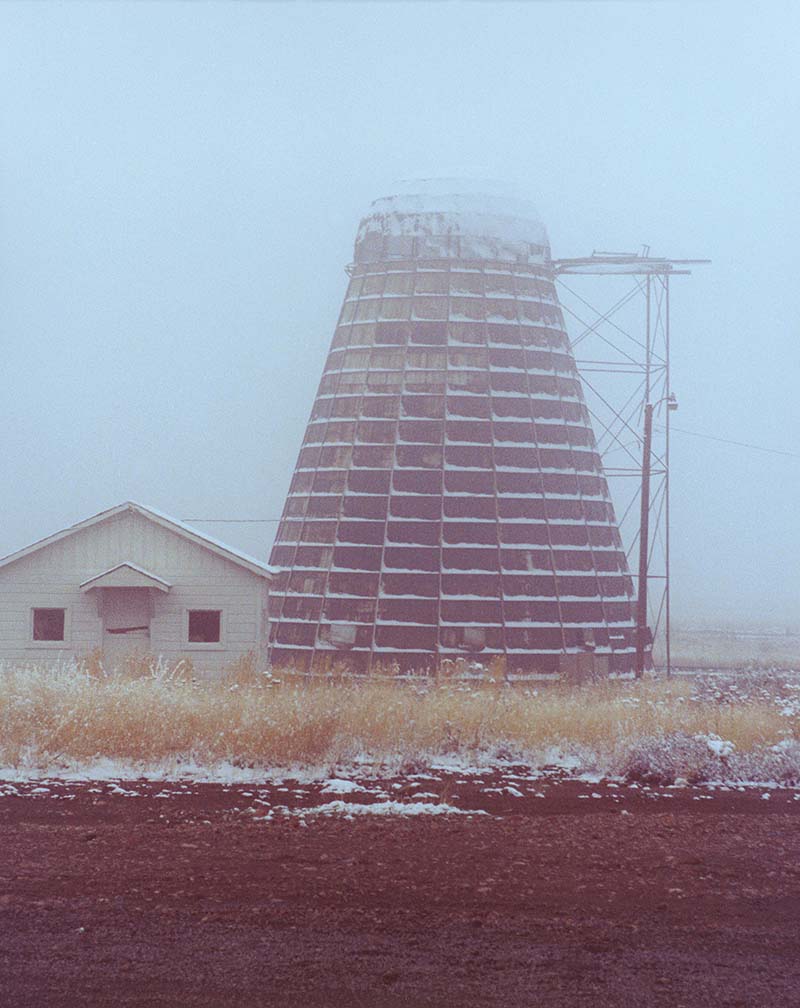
[0,502,274,579]
[80,562,172,593]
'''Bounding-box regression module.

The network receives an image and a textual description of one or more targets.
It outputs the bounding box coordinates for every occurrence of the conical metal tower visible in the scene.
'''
[268,181,636,674]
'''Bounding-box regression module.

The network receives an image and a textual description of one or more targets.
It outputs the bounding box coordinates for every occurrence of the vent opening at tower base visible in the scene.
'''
[268,646,637,678]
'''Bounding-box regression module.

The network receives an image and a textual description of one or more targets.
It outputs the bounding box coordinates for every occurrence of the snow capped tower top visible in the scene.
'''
[354,178,550,266]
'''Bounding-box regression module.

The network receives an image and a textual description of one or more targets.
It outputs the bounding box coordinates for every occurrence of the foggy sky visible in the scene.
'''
[1,1,798,627]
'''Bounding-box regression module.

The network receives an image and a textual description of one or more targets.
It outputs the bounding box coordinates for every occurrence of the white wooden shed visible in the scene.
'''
[0,502,273,674]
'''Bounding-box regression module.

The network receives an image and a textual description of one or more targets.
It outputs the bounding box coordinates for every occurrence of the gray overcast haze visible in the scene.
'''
[1,0,798,627]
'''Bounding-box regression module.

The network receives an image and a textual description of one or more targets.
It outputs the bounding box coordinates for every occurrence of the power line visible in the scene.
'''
[657,425,800,459]
[184,425,795,526]
[183,518,282,523]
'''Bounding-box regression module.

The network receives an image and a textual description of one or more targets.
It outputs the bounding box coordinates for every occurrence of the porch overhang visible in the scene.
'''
[80,562,172,593]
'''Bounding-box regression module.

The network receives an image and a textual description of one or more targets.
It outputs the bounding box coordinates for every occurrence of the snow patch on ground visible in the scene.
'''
[286,800,487,818]
[320,778,366,795]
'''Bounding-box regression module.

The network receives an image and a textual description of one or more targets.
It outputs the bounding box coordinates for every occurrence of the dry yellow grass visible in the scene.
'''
[0,659,796,774]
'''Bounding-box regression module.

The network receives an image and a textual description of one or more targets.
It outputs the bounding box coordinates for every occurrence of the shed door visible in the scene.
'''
[102,588,151,667]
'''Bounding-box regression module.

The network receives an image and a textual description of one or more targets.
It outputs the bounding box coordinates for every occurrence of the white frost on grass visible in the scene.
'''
[0,758,336,786]
[696,734,736,759]
[0,719,798,790]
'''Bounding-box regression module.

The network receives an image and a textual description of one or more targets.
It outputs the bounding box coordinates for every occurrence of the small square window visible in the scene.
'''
[188,610,221,643]
[33,608,65,641]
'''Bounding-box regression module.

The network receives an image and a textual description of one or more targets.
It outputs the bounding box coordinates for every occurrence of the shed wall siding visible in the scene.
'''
[0,511,269,674]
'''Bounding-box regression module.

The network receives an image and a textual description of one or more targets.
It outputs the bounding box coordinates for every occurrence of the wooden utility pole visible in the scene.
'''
[635,402,653,678]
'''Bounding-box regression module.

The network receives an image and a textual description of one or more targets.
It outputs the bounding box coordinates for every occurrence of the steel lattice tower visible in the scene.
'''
[268,182,637,674]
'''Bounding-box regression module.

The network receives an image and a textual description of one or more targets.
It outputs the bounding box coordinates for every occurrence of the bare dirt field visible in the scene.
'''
[2,775,799,1008]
